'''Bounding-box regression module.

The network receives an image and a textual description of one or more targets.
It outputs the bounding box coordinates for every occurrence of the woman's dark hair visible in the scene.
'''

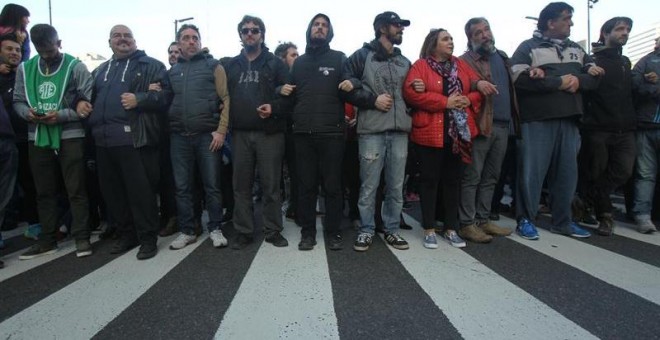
[0,4,30,29]
[419,28,447,59]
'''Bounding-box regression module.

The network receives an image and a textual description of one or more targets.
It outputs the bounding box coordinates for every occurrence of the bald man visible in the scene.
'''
[88,25,168,260]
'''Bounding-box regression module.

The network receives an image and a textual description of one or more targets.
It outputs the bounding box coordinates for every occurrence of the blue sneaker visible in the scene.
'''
[516,218,539,240]
[569,222,591,238]
[423,233,438,249]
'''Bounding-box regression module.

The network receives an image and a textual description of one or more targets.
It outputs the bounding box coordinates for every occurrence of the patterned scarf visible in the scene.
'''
[425,56,472,163]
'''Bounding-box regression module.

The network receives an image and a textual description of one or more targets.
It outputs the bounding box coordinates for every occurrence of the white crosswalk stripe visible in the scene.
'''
[215,219,339,339]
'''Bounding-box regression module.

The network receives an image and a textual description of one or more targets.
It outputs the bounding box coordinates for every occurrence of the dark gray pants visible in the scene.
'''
[29,138,90,247]
[459,125,509,226]
[232,131,285,237]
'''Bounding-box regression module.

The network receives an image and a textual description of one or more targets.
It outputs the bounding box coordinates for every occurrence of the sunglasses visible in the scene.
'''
[240,28,261,35]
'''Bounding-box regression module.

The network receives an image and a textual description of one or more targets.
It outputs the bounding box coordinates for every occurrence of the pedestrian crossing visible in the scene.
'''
[0,207,659,339]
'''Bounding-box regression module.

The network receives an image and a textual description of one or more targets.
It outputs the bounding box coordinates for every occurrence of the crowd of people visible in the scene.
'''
[1,1,659,269]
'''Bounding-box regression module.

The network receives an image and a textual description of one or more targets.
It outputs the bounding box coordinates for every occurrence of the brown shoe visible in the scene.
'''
[596,214,614,236]
[458,224,493,243]
[158,216,178,237]
[479,221,513,236]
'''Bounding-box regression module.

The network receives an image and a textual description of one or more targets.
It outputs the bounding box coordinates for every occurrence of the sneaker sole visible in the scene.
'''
[76,250,93,258]
[570,233,591,238]
[19,248,58,260]
[212,241,229,248]
[516,231,539,240]
[423,243,438,249]
[169,239,196,250]
[353,245,370,252]
[389,244,409,250]
[448,242,467,248]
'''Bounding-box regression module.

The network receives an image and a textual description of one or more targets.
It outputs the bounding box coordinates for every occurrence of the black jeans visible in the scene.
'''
[96,146,159,246]
[578,130,635,216]
[295,134,345,239]
[416,144,465,230]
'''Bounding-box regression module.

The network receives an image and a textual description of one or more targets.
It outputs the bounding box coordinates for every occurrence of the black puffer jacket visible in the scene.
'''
[288,13,347,135]
[90,50,168,147]
[166,51,222,134]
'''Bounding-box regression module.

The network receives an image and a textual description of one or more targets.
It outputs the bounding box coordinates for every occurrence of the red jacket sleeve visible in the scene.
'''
[403,60,448,114]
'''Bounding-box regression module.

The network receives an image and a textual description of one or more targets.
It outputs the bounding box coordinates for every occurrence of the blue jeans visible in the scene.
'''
[515,119,579,232]
[170,133,222,235]
[632,129,660,218]
[358,132,408,235]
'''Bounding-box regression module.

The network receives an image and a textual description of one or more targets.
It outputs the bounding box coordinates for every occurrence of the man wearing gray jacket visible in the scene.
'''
[343,11,412,252]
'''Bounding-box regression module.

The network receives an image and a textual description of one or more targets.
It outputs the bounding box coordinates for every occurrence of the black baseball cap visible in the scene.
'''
[373,11,410,30]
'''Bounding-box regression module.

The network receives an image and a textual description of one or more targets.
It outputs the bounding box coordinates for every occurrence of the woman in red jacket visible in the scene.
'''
[403,28,482,249]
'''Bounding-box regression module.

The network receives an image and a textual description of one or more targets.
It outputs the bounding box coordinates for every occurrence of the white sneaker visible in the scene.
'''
[635,216,657,234]
[210,230,228,248]
[169,233,196,250]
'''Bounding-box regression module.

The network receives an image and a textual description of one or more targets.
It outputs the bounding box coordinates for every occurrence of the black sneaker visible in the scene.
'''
[353,233,373,252]
[75,239,93,258]
[19,244,58,260]
[385,233,409,250]
[137,242,158,260]
[0,259,4,269]
[327,234,343,251]
[110,237,139,254]
[265,232,289,247]
[298,236,316,251]
[231,233,254,250]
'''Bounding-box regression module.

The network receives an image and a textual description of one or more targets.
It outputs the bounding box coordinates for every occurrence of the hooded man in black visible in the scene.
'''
[283,13,347,251]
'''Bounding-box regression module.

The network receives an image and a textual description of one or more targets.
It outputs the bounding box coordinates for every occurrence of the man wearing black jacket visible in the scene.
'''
[283,13,347,251]
[225,15,289,249]
[88,25,168,260]
[580,17,636,236]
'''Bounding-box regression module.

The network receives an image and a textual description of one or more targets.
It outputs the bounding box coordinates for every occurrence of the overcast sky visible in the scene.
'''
[16,0,660,66]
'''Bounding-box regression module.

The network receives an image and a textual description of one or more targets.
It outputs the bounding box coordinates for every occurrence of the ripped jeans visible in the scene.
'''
[357,132,408,235]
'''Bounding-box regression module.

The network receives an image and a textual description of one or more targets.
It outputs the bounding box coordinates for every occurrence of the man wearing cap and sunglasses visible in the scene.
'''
[343,11,413,252]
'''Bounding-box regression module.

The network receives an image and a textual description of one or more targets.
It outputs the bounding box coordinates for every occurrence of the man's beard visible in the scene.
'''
[309,36,326,45]
[244,43,259,53]
[387,33,402,45]
[473,39,496,55]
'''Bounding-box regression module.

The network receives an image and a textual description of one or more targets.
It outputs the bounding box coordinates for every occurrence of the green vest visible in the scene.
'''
[22,53,79,149]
